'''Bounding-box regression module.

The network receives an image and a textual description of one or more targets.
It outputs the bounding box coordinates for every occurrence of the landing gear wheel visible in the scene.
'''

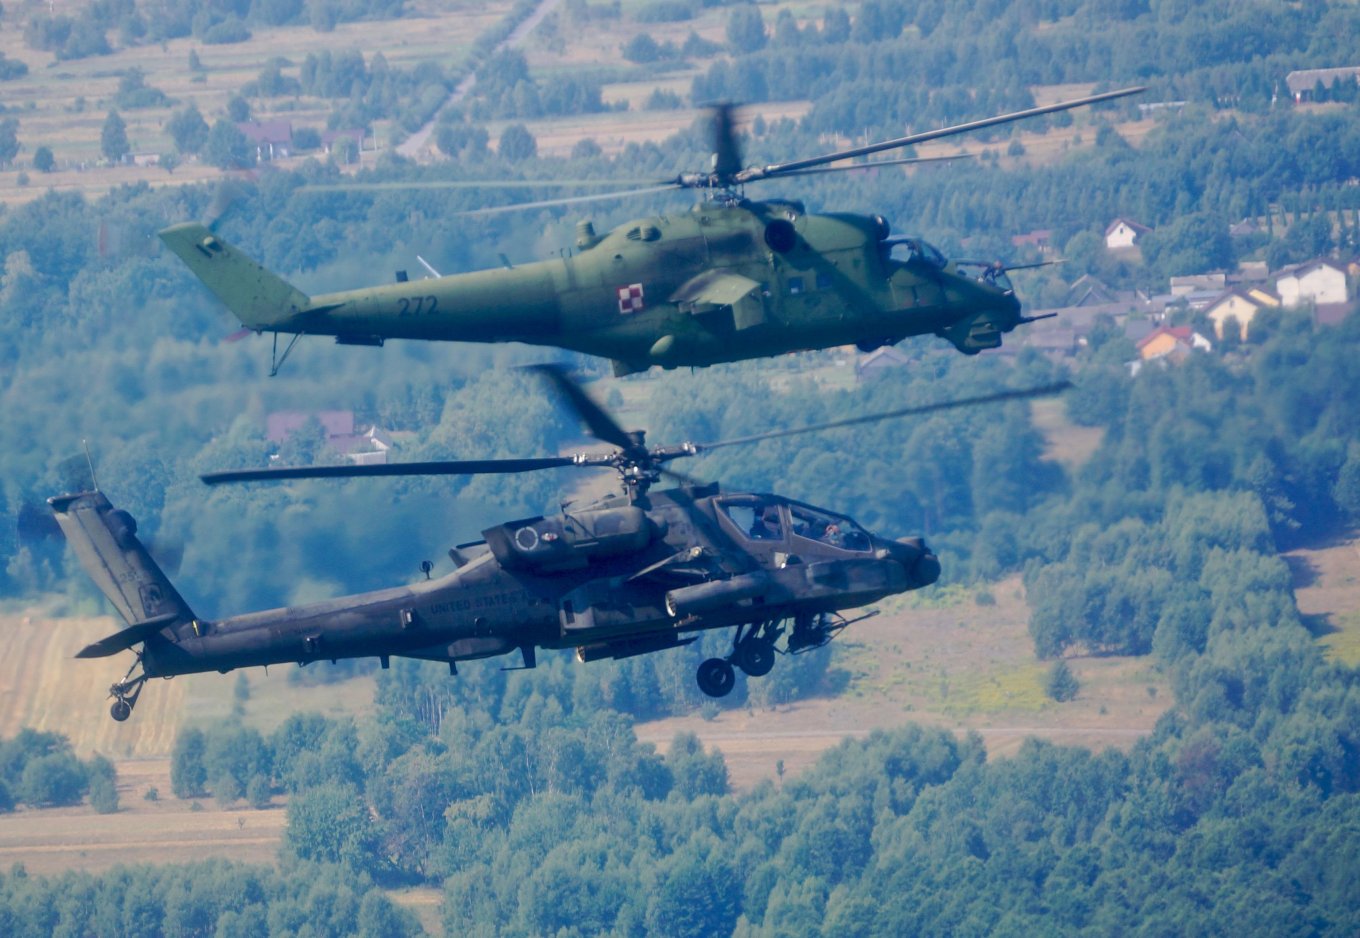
[110,699,132,722]
[696,657,736,698]
[733,640,775,677]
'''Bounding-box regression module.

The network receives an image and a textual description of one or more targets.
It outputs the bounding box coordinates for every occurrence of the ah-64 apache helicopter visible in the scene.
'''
[51,367,1067,721]
[159,88,1142,376]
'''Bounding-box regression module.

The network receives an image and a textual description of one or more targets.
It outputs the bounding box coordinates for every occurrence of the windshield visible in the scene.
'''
[788,504,871,552]
[718,498,784,542]
[885,238,948,269]
[955,260,1014,293]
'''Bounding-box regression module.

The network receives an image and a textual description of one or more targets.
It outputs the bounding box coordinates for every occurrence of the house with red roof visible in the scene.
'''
[1136,325,1210,363]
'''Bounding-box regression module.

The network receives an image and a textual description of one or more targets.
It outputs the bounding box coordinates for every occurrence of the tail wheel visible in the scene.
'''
[696,657,736,698]
[733,640,775,677]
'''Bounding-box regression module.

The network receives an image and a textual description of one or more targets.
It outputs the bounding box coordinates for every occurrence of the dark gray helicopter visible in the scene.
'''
[51,368,1067,721]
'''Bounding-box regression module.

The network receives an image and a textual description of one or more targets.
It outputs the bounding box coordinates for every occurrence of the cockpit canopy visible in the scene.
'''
[716,495,873,552]
[882,237,948,270]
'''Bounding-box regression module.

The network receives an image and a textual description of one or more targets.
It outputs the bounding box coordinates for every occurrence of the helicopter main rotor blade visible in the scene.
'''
[739,87,1145,183]
[710,102,743,183]
[695,381,1073,453]
[530,364,638,451]
[771,154,972,179]
[202,457,576,485]
[297,179,669,192]
[451,184,685,217]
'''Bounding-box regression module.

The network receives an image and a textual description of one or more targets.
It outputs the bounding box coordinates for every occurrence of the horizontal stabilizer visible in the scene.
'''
[76,613,179,658]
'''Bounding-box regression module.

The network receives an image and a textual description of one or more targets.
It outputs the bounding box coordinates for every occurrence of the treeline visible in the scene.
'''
[0,730,118,814]
[691,0,1360,135]
[0,860,421,938]
[21,0,406,59]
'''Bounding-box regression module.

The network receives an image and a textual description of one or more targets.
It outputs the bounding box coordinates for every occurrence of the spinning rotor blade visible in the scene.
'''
[771,154,972,178]
[297,179,670,192]
[954,259,1064,271]
[737,87,1145,184]
[709,102,743,183]
[204,179,250,232]
[695,382,1074,453]
[530,364,638,451]
[202,457,576,486]
[450,184,686,217]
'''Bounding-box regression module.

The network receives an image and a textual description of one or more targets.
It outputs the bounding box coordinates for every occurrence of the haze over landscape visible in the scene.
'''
[1,0,1359,934]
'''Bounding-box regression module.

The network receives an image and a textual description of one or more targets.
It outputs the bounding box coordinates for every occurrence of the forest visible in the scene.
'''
[1,0,1360,933]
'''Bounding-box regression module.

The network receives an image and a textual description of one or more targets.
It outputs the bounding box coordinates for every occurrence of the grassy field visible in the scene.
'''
[1289,531,1360,666]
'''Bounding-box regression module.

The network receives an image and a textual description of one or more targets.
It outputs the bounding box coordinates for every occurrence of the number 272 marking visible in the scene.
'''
[397,296,438,316]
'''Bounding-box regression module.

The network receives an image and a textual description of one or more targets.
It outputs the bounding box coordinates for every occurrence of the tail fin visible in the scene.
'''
[48,492,196,658]
[158,222,311,330]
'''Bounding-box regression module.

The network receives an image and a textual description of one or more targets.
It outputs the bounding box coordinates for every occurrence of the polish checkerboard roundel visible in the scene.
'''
[617,283,645,314]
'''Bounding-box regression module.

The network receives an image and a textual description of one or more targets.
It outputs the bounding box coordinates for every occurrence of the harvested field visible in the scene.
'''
[638,576,1173,788]
[0,604,377,758]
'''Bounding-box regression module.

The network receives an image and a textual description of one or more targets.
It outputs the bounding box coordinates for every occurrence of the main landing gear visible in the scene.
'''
[108,655,149,722]
[694,613,850,698]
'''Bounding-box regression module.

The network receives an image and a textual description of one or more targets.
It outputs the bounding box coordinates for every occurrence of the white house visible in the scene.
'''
[1275,259,1349,307]
[1105,217,1150,250]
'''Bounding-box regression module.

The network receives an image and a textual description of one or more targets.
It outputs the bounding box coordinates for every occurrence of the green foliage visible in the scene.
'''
[171,727,208,798]
[497,123,536,162]
[88,755,120,814]
[115,69,171,109]
[201,17,251,44]
[466,49,605,121]
[0,118,17,166]
[622,33,676,64]
[0,51,28,81]
[725,4,766,52]
[17,752,87,806]
[167,104,209,154]
[31,145,54,173]
[204,119,255,169]
[666,732,728,798]
[100,110,129,163]
[1046,660,1079,701]
[226,94,251,122]
[24,14,111,60]
[285,781,382,869]
[1140,211,1236,280]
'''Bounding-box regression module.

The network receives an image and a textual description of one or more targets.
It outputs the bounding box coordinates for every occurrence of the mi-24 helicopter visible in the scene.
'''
[51,367,1068,721]
[159,88,1142,376]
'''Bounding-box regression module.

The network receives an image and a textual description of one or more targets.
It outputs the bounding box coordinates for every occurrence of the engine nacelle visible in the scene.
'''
[484,505,656,572]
